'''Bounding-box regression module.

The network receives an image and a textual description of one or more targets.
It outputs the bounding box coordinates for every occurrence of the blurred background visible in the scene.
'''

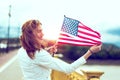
[0,0,120,80]
[0,0,120,58]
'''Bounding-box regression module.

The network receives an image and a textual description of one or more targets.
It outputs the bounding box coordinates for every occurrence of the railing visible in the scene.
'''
[51,70,104,80]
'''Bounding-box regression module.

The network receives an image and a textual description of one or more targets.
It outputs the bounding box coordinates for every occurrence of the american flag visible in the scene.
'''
[57,16,102,46]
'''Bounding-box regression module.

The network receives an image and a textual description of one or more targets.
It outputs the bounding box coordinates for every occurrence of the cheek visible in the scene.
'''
[37,33,43,39]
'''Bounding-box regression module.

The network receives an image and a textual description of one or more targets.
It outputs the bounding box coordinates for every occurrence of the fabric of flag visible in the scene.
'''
[57,16,102,46]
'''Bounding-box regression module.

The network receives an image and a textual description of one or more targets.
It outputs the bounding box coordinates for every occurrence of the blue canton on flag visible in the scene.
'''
[61,17,79,36]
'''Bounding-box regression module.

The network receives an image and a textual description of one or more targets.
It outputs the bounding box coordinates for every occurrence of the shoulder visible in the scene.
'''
[35,49,49,56]
[18,47,26,53]
[35,49,52,60]
[17,47,27,58]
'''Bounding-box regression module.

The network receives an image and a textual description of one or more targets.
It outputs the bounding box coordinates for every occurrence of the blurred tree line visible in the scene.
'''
[57,43,120,60]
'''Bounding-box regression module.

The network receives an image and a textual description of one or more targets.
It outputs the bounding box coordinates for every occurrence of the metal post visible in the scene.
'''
[6,5,11,53]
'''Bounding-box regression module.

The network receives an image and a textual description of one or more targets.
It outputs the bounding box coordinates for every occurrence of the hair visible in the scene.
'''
[20,20,44,59]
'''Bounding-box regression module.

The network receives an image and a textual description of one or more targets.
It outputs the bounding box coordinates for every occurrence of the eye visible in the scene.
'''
[37,30,41,33]
[37,29,42,33]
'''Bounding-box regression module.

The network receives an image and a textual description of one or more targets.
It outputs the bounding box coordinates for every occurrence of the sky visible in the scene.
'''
[0,0,120,47]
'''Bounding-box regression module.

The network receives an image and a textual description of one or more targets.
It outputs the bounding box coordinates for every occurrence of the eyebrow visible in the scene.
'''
[37,28,42,31]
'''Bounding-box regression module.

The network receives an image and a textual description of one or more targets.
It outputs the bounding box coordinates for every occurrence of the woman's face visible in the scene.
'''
[34,25,44,40]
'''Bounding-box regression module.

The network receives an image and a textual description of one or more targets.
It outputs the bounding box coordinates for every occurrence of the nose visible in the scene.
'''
[41,32,44,37]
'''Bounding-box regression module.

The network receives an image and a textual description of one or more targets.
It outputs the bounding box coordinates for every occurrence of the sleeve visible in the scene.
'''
[34,49,86,74]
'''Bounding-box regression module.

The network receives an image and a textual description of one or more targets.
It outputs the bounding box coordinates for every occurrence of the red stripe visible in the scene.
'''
[78,30,100,38]
[58,42,95,46]
[77,35,100,43]
[78,25,101,37]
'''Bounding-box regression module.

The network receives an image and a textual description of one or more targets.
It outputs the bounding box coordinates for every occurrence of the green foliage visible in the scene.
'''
[109,47,120,59]
[57,43,120,60]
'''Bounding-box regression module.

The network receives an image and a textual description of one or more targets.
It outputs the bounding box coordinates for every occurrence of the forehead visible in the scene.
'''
[36,25,42,30]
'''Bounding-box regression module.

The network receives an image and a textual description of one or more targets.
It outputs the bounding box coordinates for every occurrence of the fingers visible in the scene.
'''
[90,44,102,53]
[97,44,102,51]
[47,45,58,54]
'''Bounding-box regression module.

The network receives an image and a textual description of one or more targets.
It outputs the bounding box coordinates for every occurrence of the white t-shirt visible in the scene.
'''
[17,47,86,80]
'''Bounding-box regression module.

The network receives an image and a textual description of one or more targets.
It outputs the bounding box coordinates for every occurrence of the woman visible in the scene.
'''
[18,19,101,80]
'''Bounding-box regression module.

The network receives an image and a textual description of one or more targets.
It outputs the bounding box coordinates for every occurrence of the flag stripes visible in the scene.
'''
[57,16,101,46]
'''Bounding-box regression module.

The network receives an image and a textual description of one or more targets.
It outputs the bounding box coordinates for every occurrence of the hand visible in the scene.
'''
[46,45,58,54]
[83,44,102,60]
[49,45,58,53]
[89,44,102,54]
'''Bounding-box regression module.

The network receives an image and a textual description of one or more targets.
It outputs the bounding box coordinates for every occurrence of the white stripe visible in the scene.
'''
[78,32,101,41]
[58,40,94,45]
[0,55,17,73]
[78,27,99,37]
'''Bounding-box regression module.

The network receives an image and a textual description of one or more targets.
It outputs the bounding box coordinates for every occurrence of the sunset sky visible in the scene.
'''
[0,0,120,47]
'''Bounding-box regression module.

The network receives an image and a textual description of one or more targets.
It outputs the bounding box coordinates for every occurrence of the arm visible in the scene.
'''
[34,49,86,74]
[34,45,102,74]
[83,44,102,60]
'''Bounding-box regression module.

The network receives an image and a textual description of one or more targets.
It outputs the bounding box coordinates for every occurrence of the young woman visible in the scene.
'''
[18,19,102,80]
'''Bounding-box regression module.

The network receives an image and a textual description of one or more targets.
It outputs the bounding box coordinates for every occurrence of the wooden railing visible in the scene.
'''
[51,70,104,80]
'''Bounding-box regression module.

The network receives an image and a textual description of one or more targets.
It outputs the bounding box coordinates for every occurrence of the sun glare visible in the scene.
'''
[43,28,60,40]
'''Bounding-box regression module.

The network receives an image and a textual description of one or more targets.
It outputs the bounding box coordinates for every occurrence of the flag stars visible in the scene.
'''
[61,17,79,36]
